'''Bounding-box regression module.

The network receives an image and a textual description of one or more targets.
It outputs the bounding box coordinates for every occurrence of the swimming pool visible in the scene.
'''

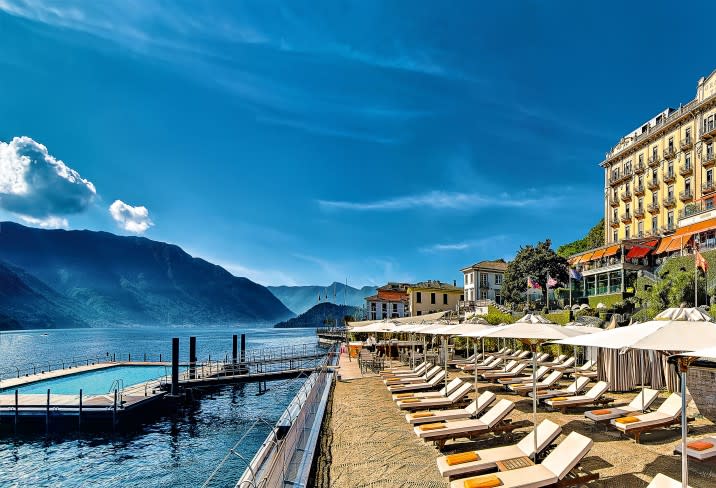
[2,365,172,395]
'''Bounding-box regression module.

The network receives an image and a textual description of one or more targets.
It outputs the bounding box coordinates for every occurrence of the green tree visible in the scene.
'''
[633,269,707,320]
[557,219,605,258]
[502,239,569,307]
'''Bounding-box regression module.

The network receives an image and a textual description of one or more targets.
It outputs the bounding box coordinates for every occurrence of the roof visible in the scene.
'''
[366,290,409,302]
[460,260,508,272]
[408,281,463,292]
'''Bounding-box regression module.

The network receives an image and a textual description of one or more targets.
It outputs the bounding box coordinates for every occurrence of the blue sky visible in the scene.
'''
[1,1,715,286]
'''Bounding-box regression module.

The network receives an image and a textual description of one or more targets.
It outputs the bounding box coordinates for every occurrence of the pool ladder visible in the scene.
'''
[108,379,125,404]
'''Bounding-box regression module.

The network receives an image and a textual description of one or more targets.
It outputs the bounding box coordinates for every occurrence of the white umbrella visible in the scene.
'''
[482,317,588,457]
[626,308,716,488]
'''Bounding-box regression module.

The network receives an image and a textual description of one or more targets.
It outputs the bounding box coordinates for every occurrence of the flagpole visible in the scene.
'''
[695,250,699,308]
[569,274,572,309]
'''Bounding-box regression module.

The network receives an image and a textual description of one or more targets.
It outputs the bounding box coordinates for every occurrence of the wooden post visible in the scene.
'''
[14,389,18,430]
[46,389,50,433]
[171,338,179,396]
[78,389,83,430]
[128,353,131,362]
[232,335,238,365]
[189,336,197,380]
[113,389,117,431]
[240,334,246,364]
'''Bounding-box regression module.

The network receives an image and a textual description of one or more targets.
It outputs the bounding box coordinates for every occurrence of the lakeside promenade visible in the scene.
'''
[320,354,716,487]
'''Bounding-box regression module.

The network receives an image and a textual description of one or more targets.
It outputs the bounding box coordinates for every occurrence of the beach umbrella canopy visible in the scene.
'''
[563,324,602,334]
[626,308,716,488]
[482,318,589,457]
[350,321,399,334]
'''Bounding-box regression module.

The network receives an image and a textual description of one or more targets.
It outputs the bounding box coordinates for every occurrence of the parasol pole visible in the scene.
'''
[473,339,478,398]
[678,358,690,488]
[531,341,538,457]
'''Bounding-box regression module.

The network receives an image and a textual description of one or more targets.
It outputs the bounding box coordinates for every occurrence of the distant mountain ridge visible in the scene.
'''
[267,282,376,315]
[273,302,362,328]
[0,222,293,329]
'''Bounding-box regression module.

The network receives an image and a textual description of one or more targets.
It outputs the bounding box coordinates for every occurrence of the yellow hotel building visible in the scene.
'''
[603,69,716,243]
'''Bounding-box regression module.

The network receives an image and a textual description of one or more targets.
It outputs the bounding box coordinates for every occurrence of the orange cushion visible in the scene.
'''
[419,422,447,431]
[551,397,569,402]
[464,474,502,488]
[411,412,435,419]
[446,452,480,465]
[395,393,414,398]
[688,441,714,451]
[615,416,640,424]
[591,409,612,415]
[401,399,421,403]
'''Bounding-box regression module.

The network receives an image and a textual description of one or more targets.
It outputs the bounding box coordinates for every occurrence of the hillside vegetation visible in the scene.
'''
[557,220,605,258]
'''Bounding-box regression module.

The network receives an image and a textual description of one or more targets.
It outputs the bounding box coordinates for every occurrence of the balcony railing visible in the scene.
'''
[647,201,660,213]
[681,137,693,151]
[679,189,694,202]
[609,168,633,186]
[703,181,716,194]
[620,212,632,223]
[664,146,677,159]
[663,196,676,208]
[679,164,693,176]
[661,224,676,233]
[634,208,645,219]
[678,199,716,220]
[621,190,632,202]
[701,125,716,140]
[704,152,716,168]
[634,162,646,174]
[610,219,620,228]
[648,154,660,167]
[647,177,660,190]
[663,171,676,184]
[609,195,620,207]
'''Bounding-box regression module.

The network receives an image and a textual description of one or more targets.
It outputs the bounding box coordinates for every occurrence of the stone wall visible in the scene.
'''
[687,364,716,421]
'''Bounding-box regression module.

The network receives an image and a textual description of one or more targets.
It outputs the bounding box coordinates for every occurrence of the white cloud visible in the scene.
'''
[0,136,97,220]
[419,235,511,254]
[108,199,153,233]
[17,215,69,229]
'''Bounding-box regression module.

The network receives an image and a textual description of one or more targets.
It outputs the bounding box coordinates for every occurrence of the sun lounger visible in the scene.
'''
[380,361,428,376]
[413,399,517,448]
[584,388,659,423]
[494,348,514,358]
[528,376,591,400]
[436,419,562,479]
[448,431,597,488]
[450,353,484,366]
[673,436,716,462]
[397,382,474,410]
[461,356,502,372]
[392,378,464,401]
[508,370,563,395]
[481,362,528,381]
[537,354,566,365]
[384,365,441,385]
[551,356,577,371]
[387,370,447,393]
[498,366,550,386]
[545,381,610,413]
[406,391,497,425]
[647,473,692,487]
[610,392,690,443]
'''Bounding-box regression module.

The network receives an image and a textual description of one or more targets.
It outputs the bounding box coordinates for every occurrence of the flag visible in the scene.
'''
[696,250,709,272]
[527,277,541,289]
[547,276,559,288]
[569,268,583,281]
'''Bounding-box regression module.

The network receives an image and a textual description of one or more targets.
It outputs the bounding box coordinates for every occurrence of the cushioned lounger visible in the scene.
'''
[380,361,428,376]
[436,419,561,478]
[610,392,689,443]
[397,382,473,410]
[482,363,528,381]
[406,391,496,425]
[393,378,463,401]
[545,381,610,412]
[498,366,549,385]
[508,370,563,395]
[584,388,659,423]
[674,436,716,462]
[647,473,692,487]
[528,376,590,400]
[387,370,446,393]
[384,365,441,385]
[413,399,514,441]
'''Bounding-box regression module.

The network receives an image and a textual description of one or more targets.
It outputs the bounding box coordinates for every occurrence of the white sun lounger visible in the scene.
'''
[397,382,473,410]
[449,353,483,366]
[405,391,497,425]
[380,361,428,376]
[498,365,550,385]
[509,370,563,395]
[549,356,576,371]
[392,378,464,401]
[673,436,716,462]
[436,419,562,478]
[448,432,596,488]
[528,376,590,400]
[384,365,441,385]
[460,356,502,372]
[538,354,566,366]
[584,388,659,423]
[413,399,515,443]
[482,362,528,381]
[387,370,446,393]
[647,473,692,487]
[545,381,610,412]
[610,392,690,443]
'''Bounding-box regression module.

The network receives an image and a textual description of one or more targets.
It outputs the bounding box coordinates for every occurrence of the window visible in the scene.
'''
[381,303,387,315]
[637,197,643,212]
[668,185,674,199]
[651,168,658,179]
[460,294,464,301]
[668,211,674,228]
[708,169,714,185]
[625,202,631,215]
[638,221,644,237]
[685,178,692,193]
[668,137,674,151]
[442,293,448,305]
[685,127,691,143]
[625,160,631,173]
[638,175,643,187]
[430,292,436,305]
[612,188,618,200]
[652,146,658,159]
[495,274,503,285]
[651,216,657,231]
[625,225,630,239]
[708,142,714,159]
[370,302,376,311]
[416,310,422,316]
[480,289,488,300]
[667,162,673,176]
[685,153,691,169]
[479,273,488,288]
[625,181,630,193]
[392,303,398,312]
[613,230,618,242]
[638,154,644,164]
[612,209,618,221]
[416,292,421,303]
[652,192,658,205]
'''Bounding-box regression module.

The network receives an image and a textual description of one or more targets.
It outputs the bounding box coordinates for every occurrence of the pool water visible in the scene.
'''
[5,365,172,395]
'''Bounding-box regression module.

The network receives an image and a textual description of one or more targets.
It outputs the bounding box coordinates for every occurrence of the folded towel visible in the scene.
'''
[446,452,480,465]
[615,416,640,424]
[591,409,612,415]
[401,399,421,403]
[411,412,435,419]
[551,397,569,402]
[419,422,447,431]
[463,474,502,488]
[395,393,414,398]
[688,441,714,451]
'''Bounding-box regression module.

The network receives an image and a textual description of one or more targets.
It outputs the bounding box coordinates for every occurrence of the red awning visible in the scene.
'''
[626,246,651,259]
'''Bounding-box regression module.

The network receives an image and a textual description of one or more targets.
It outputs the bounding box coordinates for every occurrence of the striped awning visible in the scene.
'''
[591,248,607,259]
[576,252,594,263]
[626,246,651,259]
[603,245,620,257]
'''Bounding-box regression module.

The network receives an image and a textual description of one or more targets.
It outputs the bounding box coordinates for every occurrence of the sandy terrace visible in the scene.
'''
[326,367,716,488]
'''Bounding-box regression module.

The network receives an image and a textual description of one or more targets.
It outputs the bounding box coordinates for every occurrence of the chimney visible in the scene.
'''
[453,279,456,287]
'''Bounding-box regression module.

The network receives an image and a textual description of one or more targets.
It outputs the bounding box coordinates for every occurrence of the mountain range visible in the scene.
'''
[267,282,376,315]
[0,222,293,330]
[273,302,362,328]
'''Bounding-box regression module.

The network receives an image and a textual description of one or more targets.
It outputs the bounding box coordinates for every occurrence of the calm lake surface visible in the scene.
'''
[0,326,318,487]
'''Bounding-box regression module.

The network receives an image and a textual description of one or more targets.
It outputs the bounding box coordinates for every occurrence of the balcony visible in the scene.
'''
[634,208,645,219]
[647,177,660,190]
[648,154,660,167]
[620,212,632,223]
[634,162,646,174]
[664,146,677,159]
[681,137,693,151]
[609,195,620,207]
[647,201,660,213]
[679,189,694,202]
[610,219,620,228]
[663,196,676,208]
[704,152,716,168]
[621,190,632,202]
[609,168,633,186]
[663,171,676,184]
[679,163,693,176]
[634,184,645,196]
[661,224,676,234]
[701,125,716,140]
[703,181,716,194]
[678,199,716,221]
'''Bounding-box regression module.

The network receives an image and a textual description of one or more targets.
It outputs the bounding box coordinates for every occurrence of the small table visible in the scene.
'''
[496,456,534,472]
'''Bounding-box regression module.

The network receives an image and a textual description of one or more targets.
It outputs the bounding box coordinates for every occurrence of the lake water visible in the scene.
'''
[0,326,318,487]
